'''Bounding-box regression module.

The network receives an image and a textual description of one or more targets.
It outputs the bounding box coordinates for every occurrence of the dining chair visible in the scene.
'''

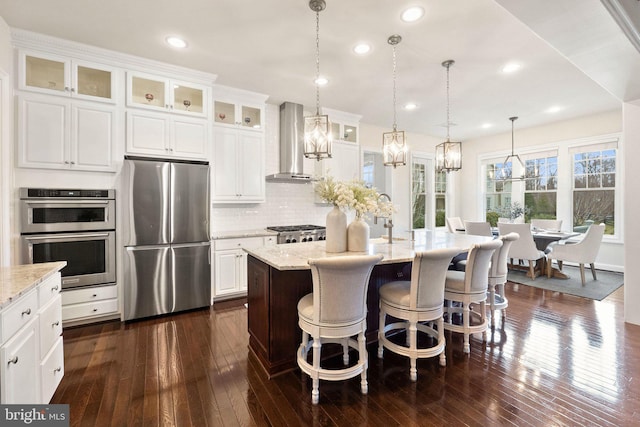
[377,248,461,381]
[464,221,493,237]
[546,223,605,285]
[531,219,563,232]
[497,223,545,279]
[488,232,519,327]
[446,216,465,233]
[443,239,503,353]
[297,254,383,404]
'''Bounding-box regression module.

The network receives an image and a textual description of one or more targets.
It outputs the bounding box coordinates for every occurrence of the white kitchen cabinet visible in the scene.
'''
[321,107,361,144]
[213,237,268,299]
[212,85,266,131]
[212,127,264,202]
[126,110,208,160]
[315,140,361,182]
[61,284,118,326]
[127,71,208,117]
[19,50,117,103]
[0,270,64,404]
[18,93,117,171]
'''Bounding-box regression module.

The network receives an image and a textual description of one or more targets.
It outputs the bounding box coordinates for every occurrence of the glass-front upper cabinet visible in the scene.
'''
[19,51,117,103]
[127,71,208,117]
[212,85,267,132]
[213,100,263,130]
[321,107,361,144]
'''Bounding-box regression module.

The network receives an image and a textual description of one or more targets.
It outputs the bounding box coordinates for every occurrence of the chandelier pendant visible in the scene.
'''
[436,59,462,172]
[383,34,407,168]
[304,0,332,161]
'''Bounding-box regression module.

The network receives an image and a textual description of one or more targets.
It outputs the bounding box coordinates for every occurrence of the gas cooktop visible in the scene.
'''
[266,225,325,232]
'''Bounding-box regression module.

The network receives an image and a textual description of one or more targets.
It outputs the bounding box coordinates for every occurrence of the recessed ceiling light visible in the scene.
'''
[401,6,425,22]
[481,123,493,129]
[501,62,521,73]
[545,105,564,113]
[166,36,187,49]
[403,103,418,110]
[315,76,328,86]
[353,43,371,55]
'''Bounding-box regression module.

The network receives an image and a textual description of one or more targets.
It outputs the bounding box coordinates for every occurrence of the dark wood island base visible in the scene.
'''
[247,255,410,377]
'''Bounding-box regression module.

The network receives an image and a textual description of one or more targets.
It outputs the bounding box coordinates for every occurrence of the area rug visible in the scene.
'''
[507,266,624,301]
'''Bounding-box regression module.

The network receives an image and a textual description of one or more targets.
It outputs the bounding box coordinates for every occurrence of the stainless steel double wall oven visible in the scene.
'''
[20,188,116,290]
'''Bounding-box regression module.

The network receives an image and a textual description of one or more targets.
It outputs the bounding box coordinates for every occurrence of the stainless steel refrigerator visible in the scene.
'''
[122,156,211,321]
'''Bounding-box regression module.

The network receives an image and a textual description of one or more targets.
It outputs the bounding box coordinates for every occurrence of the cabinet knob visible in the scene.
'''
[52,321,60,327]
[70,161,76,165]
[71,87,76,93]
[51,285,59,291]
[93,308,98,312]
[92,294,97,297]
[54,367,62,373]
[64,86,70,92]
[64,161,70,164]
[21,308,31,316]
[7,356,18,365]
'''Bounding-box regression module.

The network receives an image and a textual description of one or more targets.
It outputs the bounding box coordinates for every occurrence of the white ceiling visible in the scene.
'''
[0,0,636,140]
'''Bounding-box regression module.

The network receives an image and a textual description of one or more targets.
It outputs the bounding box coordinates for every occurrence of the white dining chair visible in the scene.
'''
[464,221,493,237]
[546,223,605,285]
[488,232,519,327]
[531,219,563,232]
[497,223,545,279]
[446,217,465,233]
[297,254,383,404]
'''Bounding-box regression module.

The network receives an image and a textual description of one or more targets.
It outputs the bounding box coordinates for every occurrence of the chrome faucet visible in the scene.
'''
[374,193,393,243]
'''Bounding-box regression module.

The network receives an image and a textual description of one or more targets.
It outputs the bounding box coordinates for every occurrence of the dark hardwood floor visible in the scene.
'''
[53,283,640,426]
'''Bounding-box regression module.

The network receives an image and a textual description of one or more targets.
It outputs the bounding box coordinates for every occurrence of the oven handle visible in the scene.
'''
[24,200,110,205]
[24,232,111,240]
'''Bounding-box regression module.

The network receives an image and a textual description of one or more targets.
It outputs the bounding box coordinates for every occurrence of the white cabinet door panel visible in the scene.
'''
[126,110,168,155]
[19,95,68,167]
[73,103,116,170]
[172,117,207,158]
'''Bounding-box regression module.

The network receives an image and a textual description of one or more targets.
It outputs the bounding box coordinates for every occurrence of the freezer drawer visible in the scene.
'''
[123,243,211,321]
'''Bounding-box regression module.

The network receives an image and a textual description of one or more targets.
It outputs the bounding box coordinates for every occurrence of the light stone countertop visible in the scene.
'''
[244,230,493,271]
[0,261,67,309]
[211,229,278,240]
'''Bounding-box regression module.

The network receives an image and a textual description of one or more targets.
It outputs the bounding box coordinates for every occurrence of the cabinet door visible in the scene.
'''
[0,319,39,404]
[171,117,208,158]
[127,71,168,111]
[72,59,116,103]
[18,94,69,169]
[214,250,242,296]
[172,80,207,117]
[126,110,170,156]
[212,128,240,200]
[72,102,116,171]
[316,140,360,182]
[20,51,70,96]
[237,130,265,201]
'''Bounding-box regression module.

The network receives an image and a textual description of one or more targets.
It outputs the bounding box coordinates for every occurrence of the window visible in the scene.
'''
[412,161,426,229]
[524,155,558,221]
[572,148,616,234]
[435,171,447,227]
[485,161,512,223]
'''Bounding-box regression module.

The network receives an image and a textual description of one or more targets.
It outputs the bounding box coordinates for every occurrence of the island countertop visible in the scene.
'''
[0,261,67,309]
[243,230,492,270]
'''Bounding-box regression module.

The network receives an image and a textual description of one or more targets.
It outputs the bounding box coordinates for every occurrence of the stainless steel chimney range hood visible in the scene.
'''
[266,102,313,183]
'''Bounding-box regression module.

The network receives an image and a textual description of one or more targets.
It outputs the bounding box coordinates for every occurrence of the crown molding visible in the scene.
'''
[601,0,640,53]
[10,28,218,86]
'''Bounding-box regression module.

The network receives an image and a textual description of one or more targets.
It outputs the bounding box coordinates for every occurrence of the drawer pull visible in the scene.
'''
[7,356,18,365]
[93,308,98,312]
[54,367,62,373]
[92,294,97,298]
[51,285,59,291]
[21,308,32,316]
[52,321,60,327]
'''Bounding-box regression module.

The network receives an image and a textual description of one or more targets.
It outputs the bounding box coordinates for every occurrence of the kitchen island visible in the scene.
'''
[245,231,492,377]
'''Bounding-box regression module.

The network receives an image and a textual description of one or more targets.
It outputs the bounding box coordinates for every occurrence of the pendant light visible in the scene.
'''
[500,116,526,180]
[382,34,407,168]
[435,60,462,172]
[304,0,332,161]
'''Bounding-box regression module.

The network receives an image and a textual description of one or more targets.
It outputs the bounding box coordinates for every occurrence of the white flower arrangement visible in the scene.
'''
[314,176,395,219]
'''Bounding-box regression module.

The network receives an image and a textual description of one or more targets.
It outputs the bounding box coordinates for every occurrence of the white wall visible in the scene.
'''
[454,109,624,271]
[623,101,640,324]
[0,17,13,266]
